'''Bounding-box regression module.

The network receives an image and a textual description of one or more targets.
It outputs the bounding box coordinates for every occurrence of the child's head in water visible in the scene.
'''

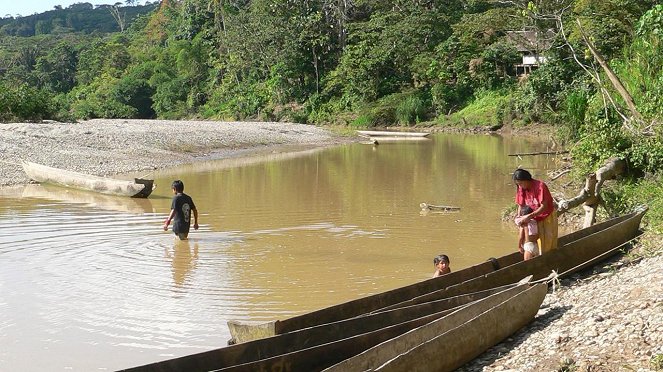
[433,254,451,277]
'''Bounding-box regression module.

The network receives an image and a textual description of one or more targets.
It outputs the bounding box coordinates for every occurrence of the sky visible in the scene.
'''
[0,1,151,18]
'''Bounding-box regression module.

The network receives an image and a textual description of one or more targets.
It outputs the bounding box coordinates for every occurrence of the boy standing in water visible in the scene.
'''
[163,180,199,240]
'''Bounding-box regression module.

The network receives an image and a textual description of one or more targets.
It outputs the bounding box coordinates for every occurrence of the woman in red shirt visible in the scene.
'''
[513,168,558,255]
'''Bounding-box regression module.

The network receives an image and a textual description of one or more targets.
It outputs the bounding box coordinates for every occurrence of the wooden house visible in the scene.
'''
[505,30,554,76]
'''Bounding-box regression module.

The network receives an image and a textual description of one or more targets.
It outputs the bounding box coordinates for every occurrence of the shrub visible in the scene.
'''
[396,96,426,126]
[0,82,54,122]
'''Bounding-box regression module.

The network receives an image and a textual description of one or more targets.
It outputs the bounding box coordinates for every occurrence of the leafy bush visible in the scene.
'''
[570,117,631,175]
[559,88,590,142]
[0,82,54,122]
[396,96,426,126]
[350,115,374,128]
[602,176,663,233]
[446,89,510,127]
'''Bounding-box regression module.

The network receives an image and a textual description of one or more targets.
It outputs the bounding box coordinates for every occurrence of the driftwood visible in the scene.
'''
[550,169,571,181]
[420,203,461,212]
[508,150,569,157]
[556,157,627,227]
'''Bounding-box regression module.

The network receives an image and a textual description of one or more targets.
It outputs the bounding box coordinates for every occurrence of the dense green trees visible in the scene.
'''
[0,1,661,176]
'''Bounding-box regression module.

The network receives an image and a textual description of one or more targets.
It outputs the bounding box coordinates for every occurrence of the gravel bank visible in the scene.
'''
[460,249,663,372]
[0,119,352,186]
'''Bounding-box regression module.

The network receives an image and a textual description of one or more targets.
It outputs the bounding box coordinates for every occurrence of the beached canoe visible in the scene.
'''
[323,282,548,372]
[228,208,646,342]
[120,280,535,372]
[21,161,155,198]
[357,130,430,138]
[219,282,541,372]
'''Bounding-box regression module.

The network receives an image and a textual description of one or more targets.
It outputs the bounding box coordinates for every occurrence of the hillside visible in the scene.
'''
[0,2,158,36]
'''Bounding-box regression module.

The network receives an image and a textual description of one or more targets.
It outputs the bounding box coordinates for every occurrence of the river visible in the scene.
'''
[0,132,558,370]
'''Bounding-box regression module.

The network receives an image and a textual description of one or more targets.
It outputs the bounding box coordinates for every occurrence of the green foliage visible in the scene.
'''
[570,117,631,174]
[636,4,663,37]
[0,82,53,122]
[651,353,663,370]
[570,0,657,59]
[396,95,427,126]
[447,89,511,127]
[350,91,431,128]
[602,177,663,233]
[559,87,591,142]
[350,115,373,128]
[0,3,158,36]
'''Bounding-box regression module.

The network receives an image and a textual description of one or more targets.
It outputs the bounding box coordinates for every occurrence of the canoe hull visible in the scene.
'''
[120,283,522,372]
[357,130,430,138]
[215,283,537,372]
[323,283,547,372]
[22,161,155,198]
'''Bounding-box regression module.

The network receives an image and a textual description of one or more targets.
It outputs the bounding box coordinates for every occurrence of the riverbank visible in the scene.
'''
[0,119,355,187]
[1,120,660,371]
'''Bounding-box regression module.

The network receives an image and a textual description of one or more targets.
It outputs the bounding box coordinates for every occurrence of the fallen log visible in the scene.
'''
[556,157,627,227]
[420,203,461,212]
[508,150,569,157]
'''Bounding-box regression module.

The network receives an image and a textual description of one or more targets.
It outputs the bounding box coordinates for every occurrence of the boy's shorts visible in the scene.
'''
[176,232,189,240]
[523,241,539,256]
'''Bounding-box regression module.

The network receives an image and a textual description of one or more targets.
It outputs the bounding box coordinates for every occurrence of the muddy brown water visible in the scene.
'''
[0,133,558,370]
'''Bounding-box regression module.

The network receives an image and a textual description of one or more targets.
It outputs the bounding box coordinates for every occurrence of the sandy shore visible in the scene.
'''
[1,119,660,371]
[0,119,354,187]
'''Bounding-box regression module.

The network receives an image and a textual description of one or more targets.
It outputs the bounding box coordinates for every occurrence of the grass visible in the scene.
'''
[651,353,663,370]
[439,89,510,128]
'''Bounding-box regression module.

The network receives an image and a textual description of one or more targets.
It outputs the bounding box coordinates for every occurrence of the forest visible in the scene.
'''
[0,0,662,228]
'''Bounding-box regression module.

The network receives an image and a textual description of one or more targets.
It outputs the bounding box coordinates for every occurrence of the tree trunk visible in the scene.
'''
[556,157,627,226]
[576,19,643,124]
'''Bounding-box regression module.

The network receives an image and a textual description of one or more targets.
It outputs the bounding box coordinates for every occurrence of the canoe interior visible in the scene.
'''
[119,283,520,372]
[377,284,547,372]
[214,283,537,372]
[356,130,430,137]
[323,283,546,372]
[274,253,522,335]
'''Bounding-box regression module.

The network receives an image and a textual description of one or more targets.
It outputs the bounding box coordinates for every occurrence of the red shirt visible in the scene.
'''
[515,179,553,221]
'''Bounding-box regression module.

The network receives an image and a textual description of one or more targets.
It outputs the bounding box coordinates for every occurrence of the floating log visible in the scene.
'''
[507,150,569,157]
[420,203,461,212]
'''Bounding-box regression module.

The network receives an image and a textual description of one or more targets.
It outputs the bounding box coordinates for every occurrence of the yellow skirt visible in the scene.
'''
[537,209,558,255]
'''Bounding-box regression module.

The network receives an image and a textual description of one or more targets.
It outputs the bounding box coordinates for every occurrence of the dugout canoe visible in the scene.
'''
[229,207,646,342]
[323,283,548,372]
[21,161,155,198]
[118,282,525,372]
[120,280,536,372]
[357,130,430,138]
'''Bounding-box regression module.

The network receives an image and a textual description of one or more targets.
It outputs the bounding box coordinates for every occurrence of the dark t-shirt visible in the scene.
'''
[171,193,196,234]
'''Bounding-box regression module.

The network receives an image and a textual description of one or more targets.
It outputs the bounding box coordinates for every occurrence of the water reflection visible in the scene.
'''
[0,133,559,370]
[167,239,199,287]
